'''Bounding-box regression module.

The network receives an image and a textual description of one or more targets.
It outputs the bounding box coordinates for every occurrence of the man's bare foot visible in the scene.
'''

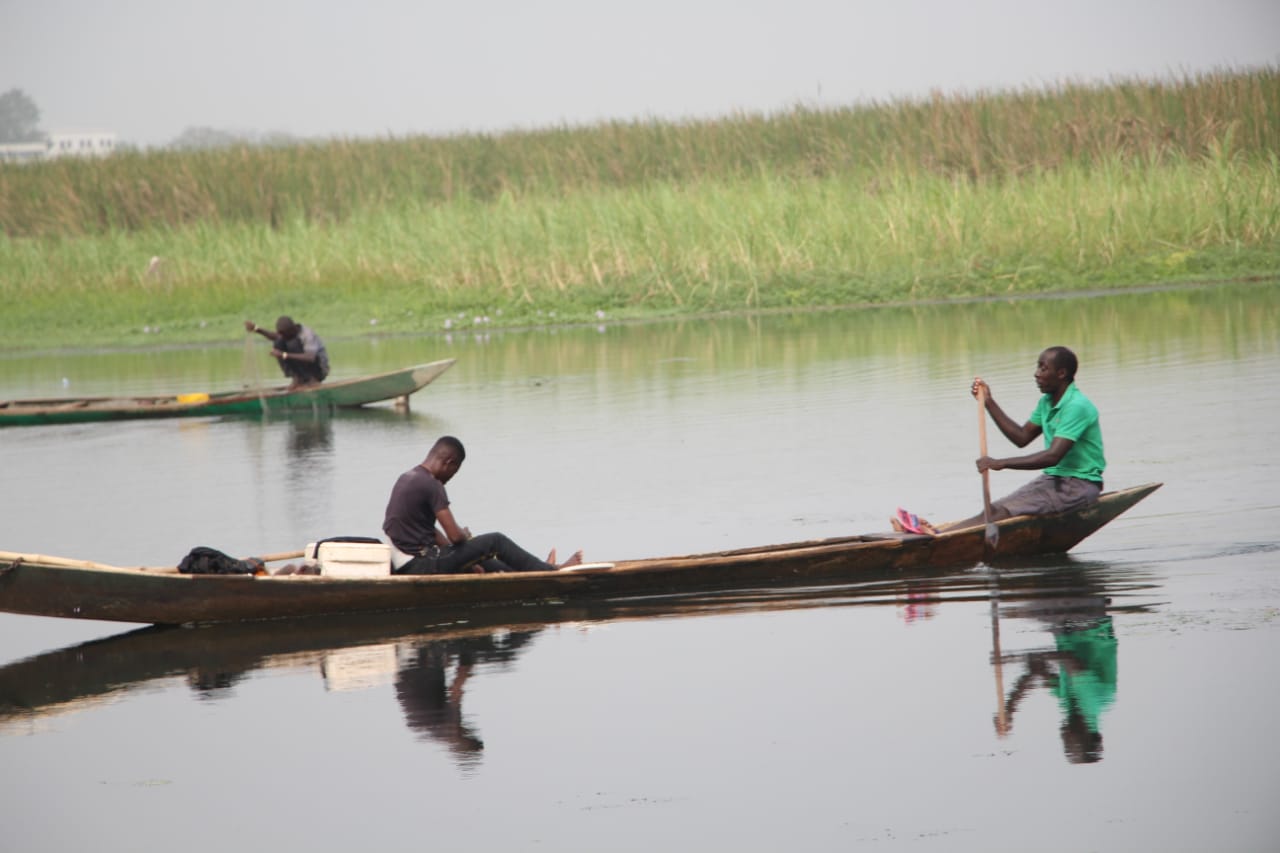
[556,550,584,569]
[546,548,556,565]
[891,511,938,536]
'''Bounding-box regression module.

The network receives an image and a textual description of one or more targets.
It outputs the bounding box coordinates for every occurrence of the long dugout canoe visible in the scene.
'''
[0,359,456,427]
[0,483,1161,626]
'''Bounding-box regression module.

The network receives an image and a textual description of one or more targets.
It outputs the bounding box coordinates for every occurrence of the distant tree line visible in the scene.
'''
[168,126,300,151]
[0,88,45,143]
[0,87,295,151]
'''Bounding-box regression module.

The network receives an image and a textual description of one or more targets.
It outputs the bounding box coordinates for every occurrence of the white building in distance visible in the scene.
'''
[0,131,118,163]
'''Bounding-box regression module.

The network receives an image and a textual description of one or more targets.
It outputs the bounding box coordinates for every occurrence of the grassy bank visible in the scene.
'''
[2,68,1278,351]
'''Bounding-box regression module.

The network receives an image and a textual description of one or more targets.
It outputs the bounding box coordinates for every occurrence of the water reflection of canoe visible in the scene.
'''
[0,358,456,427]
[0,483,1160,626]
[0,594,817,733]
[0,562,1156,736]
[0,607,548,732]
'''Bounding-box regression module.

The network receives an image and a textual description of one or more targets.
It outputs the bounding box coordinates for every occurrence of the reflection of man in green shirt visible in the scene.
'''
[1053,618,1117,763]
[999,615,1118,763]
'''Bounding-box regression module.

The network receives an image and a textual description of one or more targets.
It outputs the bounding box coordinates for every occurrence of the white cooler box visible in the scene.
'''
[305,540,392,578]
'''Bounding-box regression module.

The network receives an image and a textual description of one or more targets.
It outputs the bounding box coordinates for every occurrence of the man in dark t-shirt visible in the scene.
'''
[382,435,584,575]
[244,316,330,389]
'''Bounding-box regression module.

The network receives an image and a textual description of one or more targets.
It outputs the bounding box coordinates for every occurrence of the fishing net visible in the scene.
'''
[241,331,265,391]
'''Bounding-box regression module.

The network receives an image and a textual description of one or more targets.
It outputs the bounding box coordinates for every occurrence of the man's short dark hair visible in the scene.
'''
[1045,346,1078,380]
[431,435,466,461]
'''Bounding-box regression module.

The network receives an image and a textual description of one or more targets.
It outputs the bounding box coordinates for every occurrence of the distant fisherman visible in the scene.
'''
[244,316,330,390]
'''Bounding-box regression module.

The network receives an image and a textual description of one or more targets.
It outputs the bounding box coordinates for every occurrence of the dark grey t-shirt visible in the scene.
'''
[383,466,449,554]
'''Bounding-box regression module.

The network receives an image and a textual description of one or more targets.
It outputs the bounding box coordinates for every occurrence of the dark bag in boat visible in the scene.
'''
[178,546,264,575]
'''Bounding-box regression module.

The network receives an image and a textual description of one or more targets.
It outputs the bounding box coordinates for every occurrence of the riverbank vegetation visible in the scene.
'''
[2,67,1277,350]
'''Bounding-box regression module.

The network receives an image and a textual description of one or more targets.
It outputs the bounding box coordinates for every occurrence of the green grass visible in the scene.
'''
[1,68,1277,351]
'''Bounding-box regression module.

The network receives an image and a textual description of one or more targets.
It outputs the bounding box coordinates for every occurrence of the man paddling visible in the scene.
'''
[383,435,584,574]
[244,316,330,390]
[894,346,1106,534]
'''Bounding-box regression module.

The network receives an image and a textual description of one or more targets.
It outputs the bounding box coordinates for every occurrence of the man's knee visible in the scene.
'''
[470,531,511,550]
[988,504,1015,521]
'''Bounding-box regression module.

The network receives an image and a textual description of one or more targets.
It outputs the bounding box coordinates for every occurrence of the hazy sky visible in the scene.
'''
[3,0,1277,147]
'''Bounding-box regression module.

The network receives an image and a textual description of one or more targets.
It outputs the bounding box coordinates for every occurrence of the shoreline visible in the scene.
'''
[3,275,1274,359]
[4,68,1275,355]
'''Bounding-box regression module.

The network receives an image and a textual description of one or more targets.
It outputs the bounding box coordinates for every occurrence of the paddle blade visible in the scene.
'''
[985,522,1000,548]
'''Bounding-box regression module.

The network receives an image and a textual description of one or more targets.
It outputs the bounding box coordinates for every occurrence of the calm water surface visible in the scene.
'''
[1,283,1277,851]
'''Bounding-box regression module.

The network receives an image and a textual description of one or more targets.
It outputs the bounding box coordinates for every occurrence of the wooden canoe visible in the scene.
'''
[0,483,1161,626]
[0,359,456,427]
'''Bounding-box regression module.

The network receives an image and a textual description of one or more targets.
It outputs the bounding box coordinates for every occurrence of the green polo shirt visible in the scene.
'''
[1030,383,1106,482]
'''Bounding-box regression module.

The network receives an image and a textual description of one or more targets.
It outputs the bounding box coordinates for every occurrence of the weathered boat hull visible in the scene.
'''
[0,359,455,426]
[0,483,1160,626]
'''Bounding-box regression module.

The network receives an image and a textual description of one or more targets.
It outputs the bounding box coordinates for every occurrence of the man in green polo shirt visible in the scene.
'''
[900,346,1106,533]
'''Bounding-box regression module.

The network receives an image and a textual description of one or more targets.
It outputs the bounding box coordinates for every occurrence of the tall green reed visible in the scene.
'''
[1,67,1275,239]
[5,152,1275,310]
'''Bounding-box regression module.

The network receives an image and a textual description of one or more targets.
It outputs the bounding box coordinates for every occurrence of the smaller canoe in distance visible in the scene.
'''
[0,359,456,427]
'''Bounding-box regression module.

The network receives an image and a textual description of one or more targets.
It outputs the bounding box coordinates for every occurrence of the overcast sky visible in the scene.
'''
[3,0,1277,147]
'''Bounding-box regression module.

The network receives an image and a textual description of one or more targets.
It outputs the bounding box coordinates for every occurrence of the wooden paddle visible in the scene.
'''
[139,549,305,572]
[0,550,125,571]
[977,384,999,549]
[254,549,306,563]
[990,593,1009,735]
[139,549,305,573]
[0,548,306,574]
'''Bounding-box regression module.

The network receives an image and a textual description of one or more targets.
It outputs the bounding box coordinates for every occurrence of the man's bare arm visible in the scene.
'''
[435,506,471,546]
[978,436,1074,472]
[973,378,1042,448]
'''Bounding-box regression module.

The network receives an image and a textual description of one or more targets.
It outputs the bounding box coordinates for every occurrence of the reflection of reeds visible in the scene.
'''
[4,282,1270,392]
[1,69,1277,347]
